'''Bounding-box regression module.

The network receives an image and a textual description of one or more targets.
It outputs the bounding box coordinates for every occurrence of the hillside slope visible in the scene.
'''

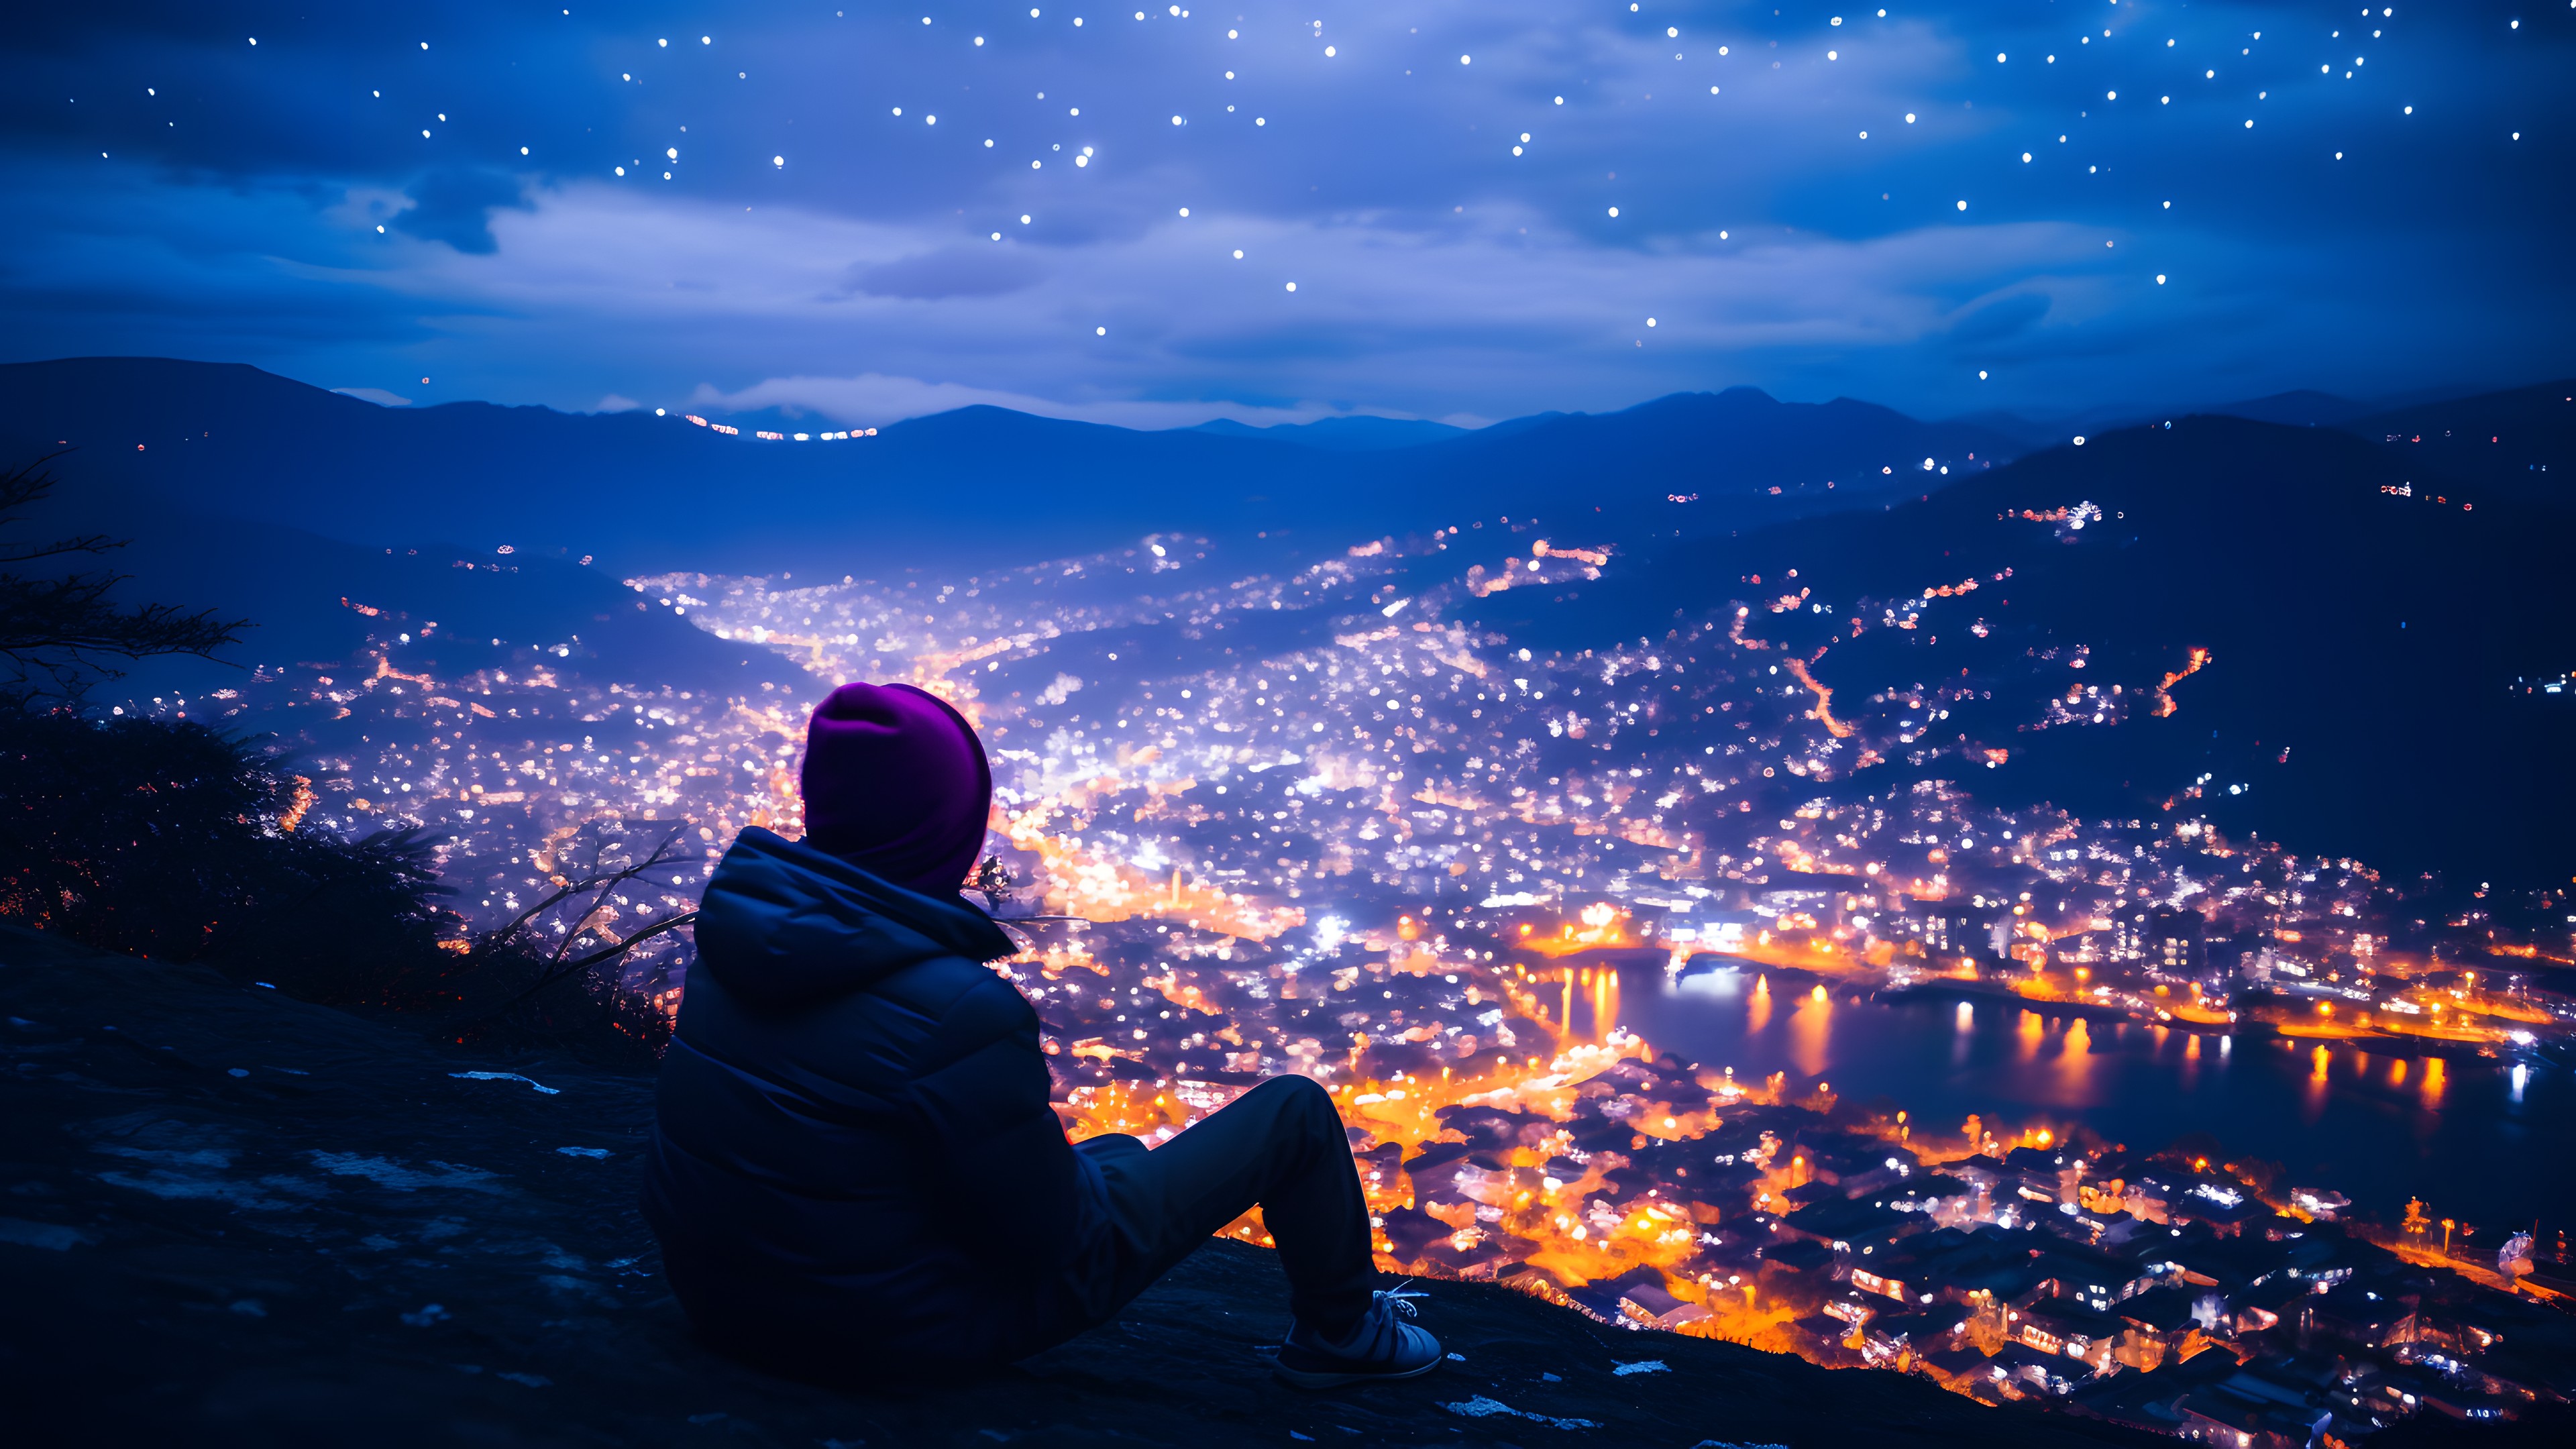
[2338,380,2576,506]
[1501,415,2576,888]
[86,513,805,700]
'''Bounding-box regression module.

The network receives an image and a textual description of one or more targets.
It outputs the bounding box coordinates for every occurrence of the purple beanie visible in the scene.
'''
[798,682,991,895]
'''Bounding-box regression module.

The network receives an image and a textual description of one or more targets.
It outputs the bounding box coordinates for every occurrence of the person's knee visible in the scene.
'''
[1266,1073,1342,1138]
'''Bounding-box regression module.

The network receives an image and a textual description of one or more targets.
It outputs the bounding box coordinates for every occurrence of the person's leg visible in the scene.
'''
[1077,1075,1377,1338]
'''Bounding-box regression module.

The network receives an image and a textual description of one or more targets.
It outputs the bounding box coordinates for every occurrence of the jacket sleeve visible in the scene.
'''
[902,968,1093,1273]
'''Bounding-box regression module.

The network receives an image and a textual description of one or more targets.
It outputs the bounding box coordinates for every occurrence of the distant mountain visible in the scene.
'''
[76,512,804,701]
[1939,409,2061,449]
[1958,382,2519,446]
[1500,411,2576,888]
[1407,386,2023,515]
[2335,379,2576,507]
[1189,415,1466,451]
[2203,390,2373,428]
[0,359,2025,578]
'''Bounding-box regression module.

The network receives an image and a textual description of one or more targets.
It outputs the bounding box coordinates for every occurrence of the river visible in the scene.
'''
[1555,956,2568,1239]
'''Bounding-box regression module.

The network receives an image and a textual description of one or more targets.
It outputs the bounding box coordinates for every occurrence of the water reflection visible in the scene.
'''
[1624,959,2566,1225]
[2059,1018,2096,1103]
[1675,965,1742,998]
[2300,1042,2331,1122]
[1788,987,1831,1077]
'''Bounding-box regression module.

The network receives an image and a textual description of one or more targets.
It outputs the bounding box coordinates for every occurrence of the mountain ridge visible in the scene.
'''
[0,357,2024,576]
[1481,411,2576,888]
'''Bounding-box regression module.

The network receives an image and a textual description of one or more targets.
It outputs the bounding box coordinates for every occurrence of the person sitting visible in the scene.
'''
[643,682,1439,1387]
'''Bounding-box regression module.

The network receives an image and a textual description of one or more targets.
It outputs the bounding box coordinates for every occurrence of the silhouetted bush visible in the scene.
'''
[0,707,673,1065]
[444,942,677,1067]
[0,708,450,987]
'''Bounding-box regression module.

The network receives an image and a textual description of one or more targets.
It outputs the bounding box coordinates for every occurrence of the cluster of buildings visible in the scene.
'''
[144,518,2573,1431]
[990,912,2572,1441]
[1711,1131,2572,1439]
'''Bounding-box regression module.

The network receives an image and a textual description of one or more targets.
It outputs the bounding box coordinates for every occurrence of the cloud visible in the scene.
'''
[849,246,1050,299]
[1941,293,2052,349]
[389,168,533,255]
[115,169,2509,429]
[331,386,413,407]
[420,184,2157,425]
[0,3,2568,422]
[595,393,643,412]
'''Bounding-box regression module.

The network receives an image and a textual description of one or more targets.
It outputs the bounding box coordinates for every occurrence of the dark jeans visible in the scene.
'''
[1011,1074,1378,1358]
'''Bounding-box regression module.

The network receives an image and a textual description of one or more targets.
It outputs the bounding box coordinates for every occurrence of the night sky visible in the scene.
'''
[5,2,2569,427]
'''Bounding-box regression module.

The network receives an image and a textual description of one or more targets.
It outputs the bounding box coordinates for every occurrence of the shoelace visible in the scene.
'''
[1372,1283,1428,1322]
[1313,1283,1429,1358]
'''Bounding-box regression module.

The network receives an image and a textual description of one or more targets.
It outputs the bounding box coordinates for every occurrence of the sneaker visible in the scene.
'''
[1274,1285,1443,1389]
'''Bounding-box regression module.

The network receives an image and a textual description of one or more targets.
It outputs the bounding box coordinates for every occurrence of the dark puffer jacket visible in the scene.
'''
[643,827,1106,1375]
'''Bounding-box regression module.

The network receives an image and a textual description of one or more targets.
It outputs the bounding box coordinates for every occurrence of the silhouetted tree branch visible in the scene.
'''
[437,822,698,1032]
[0,454,248,706]
[449,908,699,1031]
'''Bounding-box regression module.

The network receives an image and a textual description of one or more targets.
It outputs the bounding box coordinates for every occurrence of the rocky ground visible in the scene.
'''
[0,926,2312,1446]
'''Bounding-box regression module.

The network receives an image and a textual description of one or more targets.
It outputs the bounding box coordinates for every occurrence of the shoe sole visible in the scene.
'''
[1271,1357,1442,1391]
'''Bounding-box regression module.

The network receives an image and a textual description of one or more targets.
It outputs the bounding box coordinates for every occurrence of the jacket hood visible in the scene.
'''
[694,826,1018,1010]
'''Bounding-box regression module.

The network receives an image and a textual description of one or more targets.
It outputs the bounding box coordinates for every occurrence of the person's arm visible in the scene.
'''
[903,970,1092,1273]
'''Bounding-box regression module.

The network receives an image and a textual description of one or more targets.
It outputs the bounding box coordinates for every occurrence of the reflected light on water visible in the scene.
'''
[1788,987,1831,1077]
[2512,1062,2529,1104]
[1609,981,2564,1230]
[2057,1018,2098,1101]
[1675,965,1741,998]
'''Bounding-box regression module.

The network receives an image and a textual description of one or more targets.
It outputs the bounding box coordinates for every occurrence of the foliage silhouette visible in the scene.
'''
[0,454,245,706]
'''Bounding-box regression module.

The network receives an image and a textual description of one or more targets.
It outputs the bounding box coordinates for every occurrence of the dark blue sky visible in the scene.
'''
[5,2,2569,427]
